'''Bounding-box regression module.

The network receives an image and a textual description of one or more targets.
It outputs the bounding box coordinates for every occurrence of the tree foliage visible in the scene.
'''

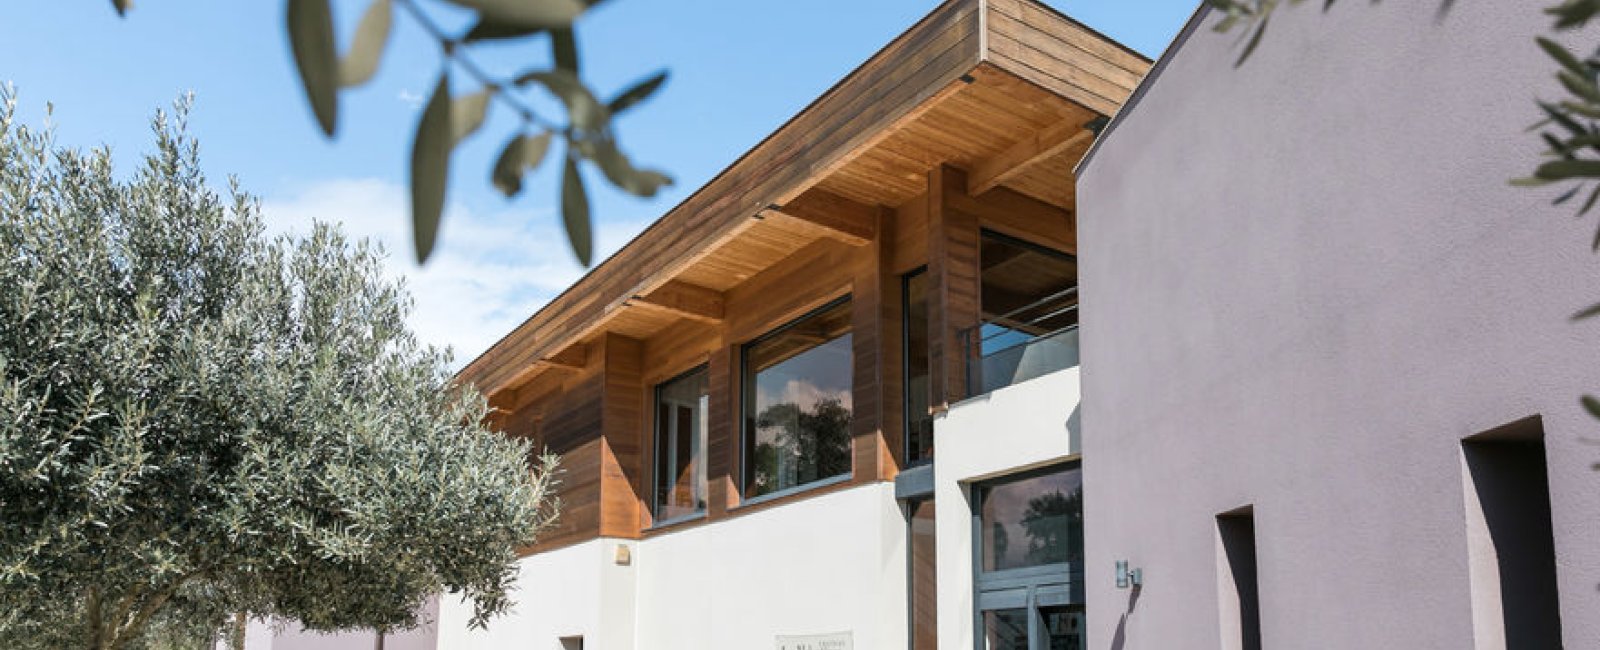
[114,0,672,266]
[0,88,559,650]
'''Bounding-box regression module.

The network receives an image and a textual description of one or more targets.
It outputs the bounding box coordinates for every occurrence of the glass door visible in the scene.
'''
[978,593,1083,650]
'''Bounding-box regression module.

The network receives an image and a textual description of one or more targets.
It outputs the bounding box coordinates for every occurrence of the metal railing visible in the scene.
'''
[960,286,1080,397]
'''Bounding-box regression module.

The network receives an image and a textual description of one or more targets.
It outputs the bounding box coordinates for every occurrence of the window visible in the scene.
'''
[978,465,1082,572]
[742,297,853,499]
[973,463,1084,650]
[653,366,709,523]
[968,231,1079,395]
[903,268,933,464]
[1461,417,1562,647]
[908,498,937,650]
[1216,506,1260,650]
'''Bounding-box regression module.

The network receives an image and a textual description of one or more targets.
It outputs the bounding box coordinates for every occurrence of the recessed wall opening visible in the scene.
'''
[1215,505,1260,650]
[1461,416,1562,649]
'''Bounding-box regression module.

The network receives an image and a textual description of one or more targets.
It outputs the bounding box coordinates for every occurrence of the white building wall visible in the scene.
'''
[437,538,636,650]
[633,481,906,650]
[933,368,1081,650]
[428,481,905,650]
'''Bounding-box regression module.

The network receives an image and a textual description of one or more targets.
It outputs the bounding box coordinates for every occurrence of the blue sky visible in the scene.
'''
[0,0,1196,363]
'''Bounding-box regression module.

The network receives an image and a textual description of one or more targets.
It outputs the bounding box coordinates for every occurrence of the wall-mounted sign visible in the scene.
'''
[775,631,853,650]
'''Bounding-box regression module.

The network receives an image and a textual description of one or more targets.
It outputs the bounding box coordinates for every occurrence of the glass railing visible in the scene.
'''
[961,287,1080,397]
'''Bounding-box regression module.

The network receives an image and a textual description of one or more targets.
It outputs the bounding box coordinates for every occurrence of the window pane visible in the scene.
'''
[743,298,853,498]
[909,499,937,650]
[1040,606,1085,650]
[982,609,1029,650]
[979,232,1077,357]
[904,270,933,464]
[980,465,1083,572]
[654,366,708,521]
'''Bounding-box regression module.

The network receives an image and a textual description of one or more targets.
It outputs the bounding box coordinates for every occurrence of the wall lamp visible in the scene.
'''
[1115,560,1143,589]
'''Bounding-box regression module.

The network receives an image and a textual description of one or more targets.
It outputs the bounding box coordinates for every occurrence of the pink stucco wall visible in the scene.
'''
[1078,2,1600,648]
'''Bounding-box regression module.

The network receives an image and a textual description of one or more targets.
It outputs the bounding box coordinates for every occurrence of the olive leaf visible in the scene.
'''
[411,74,453,263]
[443,0,587,27]
[516,70,607,130]
[451,90,493,144]
[340,0,392,87]
[462,19,545,43]
[561,154,593,266]
[491,132,554,197]
[588,139,671,198]
[608,71,668,115]
[288,0,340,136]
[552,27,580,74]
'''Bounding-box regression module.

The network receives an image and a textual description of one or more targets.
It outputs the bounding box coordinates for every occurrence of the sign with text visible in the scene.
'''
[775,632,853,650]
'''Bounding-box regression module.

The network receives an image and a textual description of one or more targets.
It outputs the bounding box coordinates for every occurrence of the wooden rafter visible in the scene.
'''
[541,344,588,371]
[762,189,878,246]
[629,280,725,324]
[967,120,1093,197]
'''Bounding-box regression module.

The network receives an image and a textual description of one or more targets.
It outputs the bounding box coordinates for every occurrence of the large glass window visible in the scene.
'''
[978,466,1083,572]
[654,366,708,522]
[969,231,1079,396]
[742,297,853,499]
[973,463,1084,650]
[903,269,933,464]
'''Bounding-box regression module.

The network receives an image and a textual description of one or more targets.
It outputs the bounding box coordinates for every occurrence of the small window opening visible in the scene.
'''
[1461,416,1562,648]
[1216,505,1260,650]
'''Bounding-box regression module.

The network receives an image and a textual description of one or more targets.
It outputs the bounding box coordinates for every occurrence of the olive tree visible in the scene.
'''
[0,88,559,650]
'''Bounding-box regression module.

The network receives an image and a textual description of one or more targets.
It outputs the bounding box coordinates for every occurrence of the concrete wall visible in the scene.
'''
[633,482,906,650]
[934,368,1081,649]
[437,538,636,650]
[240,599,436,650]
[429,482,904,650]
[1077,3,1600,648]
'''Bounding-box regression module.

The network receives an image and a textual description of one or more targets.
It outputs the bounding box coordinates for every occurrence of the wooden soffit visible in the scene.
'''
[457,0,1149,396]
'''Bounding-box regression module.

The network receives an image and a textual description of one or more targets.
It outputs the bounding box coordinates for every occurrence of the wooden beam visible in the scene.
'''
[630,280,725,323]
[967,120,1093,196]
[762,189,878,246]
[541,343,588,371]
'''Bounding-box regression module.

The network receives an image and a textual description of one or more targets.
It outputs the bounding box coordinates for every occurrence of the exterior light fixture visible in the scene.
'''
[1115,560,1142,589]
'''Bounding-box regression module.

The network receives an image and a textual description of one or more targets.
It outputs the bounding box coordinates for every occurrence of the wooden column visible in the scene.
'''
[926,164,981,409]
[706,339,738,518]
[598,333,645,539]
[850,206,897,484]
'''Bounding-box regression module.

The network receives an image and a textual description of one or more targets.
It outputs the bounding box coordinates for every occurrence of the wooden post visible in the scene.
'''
[926,165,981,409]
[598,333,644,539]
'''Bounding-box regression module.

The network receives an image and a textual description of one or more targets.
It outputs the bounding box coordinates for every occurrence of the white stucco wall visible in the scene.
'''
[437,538,637,650]
[933,368,1081,650]
[633,481,906,650]
[429,481,906,650]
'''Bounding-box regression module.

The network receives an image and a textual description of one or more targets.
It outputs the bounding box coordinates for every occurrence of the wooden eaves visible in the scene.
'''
[455,0,1149,399]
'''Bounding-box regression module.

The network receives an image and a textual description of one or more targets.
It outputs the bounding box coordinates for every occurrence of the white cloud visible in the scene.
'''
[260,178,648,368]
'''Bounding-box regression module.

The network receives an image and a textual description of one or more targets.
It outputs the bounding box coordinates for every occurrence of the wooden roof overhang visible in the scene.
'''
[456,0,1149,399]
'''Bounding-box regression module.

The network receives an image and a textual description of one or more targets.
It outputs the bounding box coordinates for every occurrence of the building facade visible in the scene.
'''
[1077,3,1600,648]
[427,2,1144,649]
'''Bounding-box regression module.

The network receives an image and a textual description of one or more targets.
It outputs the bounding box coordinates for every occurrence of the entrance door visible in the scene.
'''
[977,588,1084,650]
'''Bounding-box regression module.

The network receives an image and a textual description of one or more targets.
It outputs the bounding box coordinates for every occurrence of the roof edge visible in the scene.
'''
[1075,2,1212,175]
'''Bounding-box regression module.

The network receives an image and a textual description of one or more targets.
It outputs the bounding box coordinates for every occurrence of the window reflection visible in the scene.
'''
[979,465,1083,572]
[983,609,1029,650]
[978,231,1077,357]
[904,269,933,464]
[654,366,708,521]
[742,298,853,498]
